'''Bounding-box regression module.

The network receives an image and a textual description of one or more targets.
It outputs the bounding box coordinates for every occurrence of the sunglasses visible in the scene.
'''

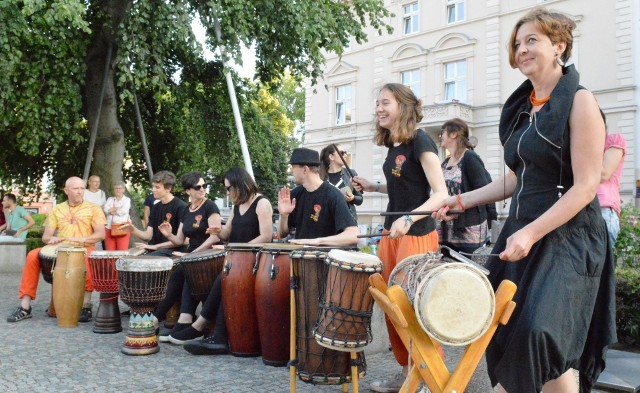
[335,150,348,156]
[225,185,233,192]
[192,184,208,191]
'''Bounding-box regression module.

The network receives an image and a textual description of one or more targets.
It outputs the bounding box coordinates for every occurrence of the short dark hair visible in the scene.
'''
[181,172,203,190]
[4,193,17,204]
[151,170,176,191]
[224,167,259,205]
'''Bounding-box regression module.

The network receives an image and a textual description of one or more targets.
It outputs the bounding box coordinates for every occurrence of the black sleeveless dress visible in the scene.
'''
[485,65,616,393]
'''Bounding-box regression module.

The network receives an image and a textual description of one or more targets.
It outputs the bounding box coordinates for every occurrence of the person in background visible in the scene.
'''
[319,143,363,222]
[596,111,627,247]
[436,8,616,392]
[439,118,495,254]
[142,192,157,228]
[103,181,131,251]
[0,193,35,239]
[84,175,106,250]
[351,83,448,393]
[0,190,5,227]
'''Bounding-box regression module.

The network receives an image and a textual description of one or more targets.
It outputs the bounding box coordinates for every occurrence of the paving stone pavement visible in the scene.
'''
[3,270,608,393]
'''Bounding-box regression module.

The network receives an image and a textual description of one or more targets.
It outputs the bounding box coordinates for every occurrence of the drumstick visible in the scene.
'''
[357,233,390,239]
[332,143,354,181]
[440,245,490,275]
[380,210,464,216]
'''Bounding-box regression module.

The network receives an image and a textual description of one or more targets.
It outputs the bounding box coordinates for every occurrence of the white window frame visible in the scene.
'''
[335,85,352,125]
[403,2,420,35]
[401,69,421,99]
[444,60,467,103]
[447,0,465,24]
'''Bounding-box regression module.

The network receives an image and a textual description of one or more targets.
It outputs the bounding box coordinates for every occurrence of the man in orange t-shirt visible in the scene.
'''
[7,176,106,323]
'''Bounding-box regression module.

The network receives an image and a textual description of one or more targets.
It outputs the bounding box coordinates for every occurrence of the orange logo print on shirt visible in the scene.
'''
[310,204,322,222]
[392,154,407,177]
[193,214,202,228]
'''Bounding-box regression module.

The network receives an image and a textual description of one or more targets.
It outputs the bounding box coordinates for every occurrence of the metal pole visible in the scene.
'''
[212,12,254,179]
[132,90,154,182]
[83,43,112,182]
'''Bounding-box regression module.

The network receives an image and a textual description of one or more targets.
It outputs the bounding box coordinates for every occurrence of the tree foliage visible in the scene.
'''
[0,0,392,197]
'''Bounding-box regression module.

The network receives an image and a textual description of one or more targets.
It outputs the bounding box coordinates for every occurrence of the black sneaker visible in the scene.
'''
[79,304,93,322]
[159,322,190,343]
[184,335,229,355]
[7,306,32,322]
[168,326,204,345]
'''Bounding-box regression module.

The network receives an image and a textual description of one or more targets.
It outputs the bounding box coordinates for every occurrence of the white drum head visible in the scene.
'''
[326,249,383,272]
[90,250,130,258]
[414,262,494,346]
[116,256,173,272]
[0,235,24,243]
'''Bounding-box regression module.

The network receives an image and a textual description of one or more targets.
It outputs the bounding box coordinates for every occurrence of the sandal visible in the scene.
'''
[7,306,32,322]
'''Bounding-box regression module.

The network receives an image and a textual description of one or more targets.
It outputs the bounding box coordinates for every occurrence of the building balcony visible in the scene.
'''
[422,100,474,127]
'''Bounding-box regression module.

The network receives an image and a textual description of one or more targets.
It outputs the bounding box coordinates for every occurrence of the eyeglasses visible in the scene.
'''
[225,185,233,192]
[193,184,208,191]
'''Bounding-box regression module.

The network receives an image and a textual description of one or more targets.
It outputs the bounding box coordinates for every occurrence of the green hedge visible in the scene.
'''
[615,266,640,345]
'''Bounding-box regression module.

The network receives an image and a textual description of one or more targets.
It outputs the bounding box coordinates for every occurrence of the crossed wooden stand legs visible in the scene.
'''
[368,273,517,393]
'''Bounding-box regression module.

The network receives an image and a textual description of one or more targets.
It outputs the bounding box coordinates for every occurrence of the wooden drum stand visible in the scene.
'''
[368,273,517,393]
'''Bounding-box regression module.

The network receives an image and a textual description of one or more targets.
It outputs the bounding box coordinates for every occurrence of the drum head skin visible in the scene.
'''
[226,243,264,251]
[39,244,76,257]
[178,249,226,262]
[90,250,130,258]
[326,249,383,273]
[414,262,494,346]
[260,243,304,254]
[116,256,173,271]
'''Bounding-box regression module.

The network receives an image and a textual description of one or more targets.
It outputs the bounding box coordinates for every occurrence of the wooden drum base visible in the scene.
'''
[122,311,159,355]
[93,292,122,334]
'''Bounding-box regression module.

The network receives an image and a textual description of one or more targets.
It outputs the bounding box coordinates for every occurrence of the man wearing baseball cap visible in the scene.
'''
[277,148,359,246]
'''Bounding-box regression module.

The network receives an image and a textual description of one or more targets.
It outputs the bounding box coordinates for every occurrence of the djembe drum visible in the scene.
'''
[222,243,263,357]
[290,248,366,385]
[388,252,442,307]
[117,256,173,355]
[314,249,383,351]
[38,244,63,318]
[255,243,303,366]
[89,250,130,334]
[179,249,226,302]
[52,246,87,328]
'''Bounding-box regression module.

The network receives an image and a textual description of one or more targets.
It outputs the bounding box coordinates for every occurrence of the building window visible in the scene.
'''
[403,2,419,35]
[444,60,467,102]
[335,85,352,125]
[401,69,421,98]
[447,0,464,24]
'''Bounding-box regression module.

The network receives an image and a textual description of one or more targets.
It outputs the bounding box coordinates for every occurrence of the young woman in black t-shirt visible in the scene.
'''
[172,168,273,353]
[319,143,362,221]
[351,83,448,392]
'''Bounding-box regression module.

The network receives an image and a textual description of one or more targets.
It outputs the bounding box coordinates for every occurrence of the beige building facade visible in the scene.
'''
[304,0,639,229]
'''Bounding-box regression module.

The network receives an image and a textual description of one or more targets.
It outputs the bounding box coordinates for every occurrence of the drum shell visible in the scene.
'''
[180,251,225,302]
[39,245,62,284]
[89,251,128,293]
[291,249,366,384]
[254,247,295,366]
[52,248,86,328]
[117,256,173,315]
[222,246,261,357]
[314,252,382,351]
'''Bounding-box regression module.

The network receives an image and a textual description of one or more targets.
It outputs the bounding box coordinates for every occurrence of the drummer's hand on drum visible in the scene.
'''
[135,242,156,251]
[288,238,319,246]
[499,228,535,262]
[433,196,462,221]
[205,226,221,235]
[211,244,225,250]
[278,186,296,215]
[350,176,368,193]
[172,251,186,257]
[158,222,172,237]
[48,236,64,245]
[389,216,411,239]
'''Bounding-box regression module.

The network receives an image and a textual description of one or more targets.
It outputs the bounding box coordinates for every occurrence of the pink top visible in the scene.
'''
[596,133,627,215]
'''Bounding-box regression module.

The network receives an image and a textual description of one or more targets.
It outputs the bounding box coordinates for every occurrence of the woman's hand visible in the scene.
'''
[288,238,320,246]
[388,216,411,239]
[108,207,118,215]
[434,196,463,221]
[499,227,536,262]
[344,187,355,202]
[135,242,156,251]
[350,176,369,193]
[172,251,186,257]
[206,226,221,235]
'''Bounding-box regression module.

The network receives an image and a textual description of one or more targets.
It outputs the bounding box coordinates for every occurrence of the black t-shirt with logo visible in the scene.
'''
[383,129,438,236]
[181,199,220,252]
[287,182,356,239]
[148,197,188,245]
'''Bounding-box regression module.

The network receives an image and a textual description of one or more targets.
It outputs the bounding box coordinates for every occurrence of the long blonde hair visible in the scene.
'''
[374,83,423,147]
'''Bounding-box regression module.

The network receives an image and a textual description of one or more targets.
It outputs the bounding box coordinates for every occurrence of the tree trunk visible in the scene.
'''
[84,1,133,198]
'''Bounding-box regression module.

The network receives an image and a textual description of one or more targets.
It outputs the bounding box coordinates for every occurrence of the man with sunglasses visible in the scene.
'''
[120,170,187,256]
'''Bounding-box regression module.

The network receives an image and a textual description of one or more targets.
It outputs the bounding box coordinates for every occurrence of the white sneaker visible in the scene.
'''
[369,373,404,393]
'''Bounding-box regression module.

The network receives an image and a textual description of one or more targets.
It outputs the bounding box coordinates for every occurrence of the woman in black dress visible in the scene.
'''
[437,8,615,393]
